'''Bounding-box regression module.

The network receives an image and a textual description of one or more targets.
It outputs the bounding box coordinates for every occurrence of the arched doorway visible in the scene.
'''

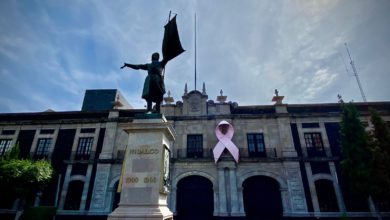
[176,175,214,220]
[112,181,120,211]
[315,179,339,212]
[243,175,283,219]
[64,180,84,210]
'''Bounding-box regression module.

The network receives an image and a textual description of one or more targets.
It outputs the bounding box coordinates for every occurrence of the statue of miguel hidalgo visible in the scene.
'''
[121,53,167,113]
[121,15,184,114]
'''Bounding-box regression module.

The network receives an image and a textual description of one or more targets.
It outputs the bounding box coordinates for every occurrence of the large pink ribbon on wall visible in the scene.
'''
[213,120,239,163]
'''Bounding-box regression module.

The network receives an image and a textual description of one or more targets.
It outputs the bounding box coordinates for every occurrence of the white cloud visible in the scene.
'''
[0,0,389,112]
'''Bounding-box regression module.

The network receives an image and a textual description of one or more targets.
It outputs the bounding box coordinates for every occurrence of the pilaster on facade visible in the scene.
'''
[284,162,308,214]
[90,163,112,212]
[277,118,298,157]
[169,186,177,214]
[217,167,228,216]
[216,161,243,217]
[236,187,245,216]
[229,168,242,216]
[100,111,119,159]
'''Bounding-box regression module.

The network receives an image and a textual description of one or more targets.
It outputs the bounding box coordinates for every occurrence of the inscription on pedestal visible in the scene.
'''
[124,145,160,188]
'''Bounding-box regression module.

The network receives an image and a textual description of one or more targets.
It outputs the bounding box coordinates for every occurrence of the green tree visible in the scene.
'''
[340,103,371,197]
[367,109,390,210]
[0,144,53,215]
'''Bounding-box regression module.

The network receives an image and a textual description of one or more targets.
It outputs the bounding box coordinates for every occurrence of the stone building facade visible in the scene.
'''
[0,88,389,220]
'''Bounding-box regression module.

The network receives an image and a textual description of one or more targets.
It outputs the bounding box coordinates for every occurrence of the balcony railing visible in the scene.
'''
[176,148,213,159]
[239,147,277,159]
[305,147,331,157]
[174,148,277,160]
[71,151,96,161]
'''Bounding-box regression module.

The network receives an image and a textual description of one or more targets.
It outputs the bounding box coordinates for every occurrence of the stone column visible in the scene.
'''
[237,187,245,216]
[108,115,176,220]
[217,168,228,216]
[169,187,177,215]
[229,168,240,216]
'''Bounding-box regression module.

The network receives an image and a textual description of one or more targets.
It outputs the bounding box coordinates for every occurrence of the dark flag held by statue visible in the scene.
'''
[162,15,185,62]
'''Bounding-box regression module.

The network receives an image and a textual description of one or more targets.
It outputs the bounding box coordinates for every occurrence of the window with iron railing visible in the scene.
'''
[34,138,52,159]
[0,139,12,156]
[75,137,93,160]
[187,134,203,158]
[247,133,266,157]
[304,132,325,157]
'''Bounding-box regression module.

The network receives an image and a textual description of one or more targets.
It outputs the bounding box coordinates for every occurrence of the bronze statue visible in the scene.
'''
[121,53,167,113]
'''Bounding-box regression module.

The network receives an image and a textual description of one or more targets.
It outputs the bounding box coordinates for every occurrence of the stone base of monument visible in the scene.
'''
[108,115,175,220]
[108,205,172,220]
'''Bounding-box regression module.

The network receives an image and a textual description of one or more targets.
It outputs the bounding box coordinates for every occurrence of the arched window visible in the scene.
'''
[64,180,84,210]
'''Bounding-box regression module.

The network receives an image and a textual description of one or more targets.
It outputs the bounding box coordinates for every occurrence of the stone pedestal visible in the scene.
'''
[108,114,176,220]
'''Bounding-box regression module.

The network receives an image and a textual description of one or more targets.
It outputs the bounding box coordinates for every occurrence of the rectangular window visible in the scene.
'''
[247,133,266,157]
[0,139,13,155]
[304,132,325,156]
[187,134,203,158]
[76,137,93,160]
[35,138,52,158]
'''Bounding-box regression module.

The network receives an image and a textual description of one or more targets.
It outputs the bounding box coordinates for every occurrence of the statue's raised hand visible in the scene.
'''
[120,63,127,69]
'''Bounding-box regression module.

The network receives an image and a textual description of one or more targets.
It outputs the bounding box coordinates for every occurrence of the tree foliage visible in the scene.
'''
[0,144,53,200]
[367,109,390,207]
[340,104,390,211]
[340,103,371,196]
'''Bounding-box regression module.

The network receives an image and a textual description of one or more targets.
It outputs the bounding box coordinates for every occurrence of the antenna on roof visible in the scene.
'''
[339,52,351,76]
[344,43,367,102]
[194,13,197,91]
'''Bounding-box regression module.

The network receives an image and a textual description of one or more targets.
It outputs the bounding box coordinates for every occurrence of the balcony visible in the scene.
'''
[175,148,213,159]
[70,151,96,161]
[239,147,277,159]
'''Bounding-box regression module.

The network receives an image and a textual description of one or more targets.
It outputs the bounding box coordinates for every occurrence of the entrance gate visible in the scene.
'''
[243,175,283,219]
[176,175,214,220]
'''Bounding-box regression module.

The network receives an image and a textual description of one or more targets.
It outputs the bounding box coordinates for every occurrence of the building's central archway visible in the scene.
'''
[243,175,283,219]
[176,175,214,220]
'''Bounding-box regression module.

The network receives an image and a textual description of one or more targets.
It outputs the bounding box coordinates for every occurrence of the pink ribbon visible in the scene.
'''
[213,120,239,163]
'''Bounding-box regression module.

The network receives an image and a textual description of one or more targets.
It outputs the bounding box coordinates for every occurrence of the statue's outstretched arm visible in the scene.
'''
[120,63,148,70]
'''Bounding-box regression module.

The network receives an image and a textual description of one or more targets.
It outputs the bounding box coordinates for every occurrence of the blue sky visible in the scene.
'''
[1,0,390,113]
